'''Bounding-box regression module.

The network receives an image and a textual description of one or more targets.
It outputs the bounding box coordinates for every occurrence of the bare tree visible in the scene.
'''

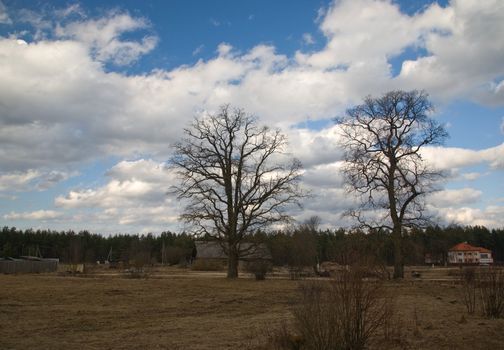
[337,90,447,278]
[172,105,303,278]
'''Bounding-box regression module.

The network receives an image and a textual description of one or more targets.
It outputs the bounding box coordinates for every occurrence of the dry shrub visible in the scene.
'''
[164,246,189,265]
[245,260,272,280]
[191,259,225,271]
[479,267,504,318]
[293,282,340,349]
[460,267,477,314]
[267,267,392,350]
[458,267,504,318]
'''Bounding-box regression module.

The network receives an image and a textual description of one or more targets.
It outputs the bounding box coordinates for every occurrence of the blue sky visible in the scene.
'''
[0,0,503,234]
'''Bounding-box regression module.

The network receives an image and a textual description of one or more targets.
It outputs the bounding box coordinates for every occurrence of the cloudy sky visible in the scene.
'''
[0,0,503,234]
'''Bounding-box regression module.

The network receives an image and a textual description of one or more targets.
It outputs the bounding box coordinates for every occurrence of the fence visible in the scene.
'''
[0,259,58,274]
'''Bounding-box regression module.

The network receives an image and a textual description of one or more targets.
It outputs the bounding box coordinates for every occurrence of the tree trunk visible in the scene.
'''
[227,247,239,279]
[392,226,404,279]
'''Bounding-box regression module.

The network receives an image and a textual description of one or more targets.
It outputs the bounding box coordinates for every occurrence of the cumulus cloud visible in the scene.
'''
[296,0,450,69]
[396,0,504,104]
[435,205,504,228]
[2,1,504,173]
[0,169,40,192]
[4,210,63,220]
[421,143,504,171]
[54,12,157,65]
[0,169,76,192]
[55,159,180,231]
[428,188,482,207]
[1,0,504,231]
[9,4,157,65]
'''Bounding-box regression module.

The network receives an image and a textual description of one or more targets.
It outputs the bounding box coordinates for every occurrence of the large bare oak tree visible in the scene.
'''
[172,105,303,278]
[337,90,448,279]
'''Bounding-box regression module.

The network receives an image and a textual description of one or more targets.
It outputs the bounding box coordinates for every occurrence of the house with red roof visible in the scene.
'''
[448,242,493,265]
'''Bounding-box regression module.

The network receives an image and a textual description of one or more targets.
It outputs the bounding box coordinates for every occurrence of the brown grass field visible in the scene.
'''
[1,267,504,349]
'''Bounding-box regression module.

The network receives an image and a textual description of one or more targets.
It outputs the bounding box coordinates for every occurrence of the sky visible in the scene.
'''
[0,0,503,234]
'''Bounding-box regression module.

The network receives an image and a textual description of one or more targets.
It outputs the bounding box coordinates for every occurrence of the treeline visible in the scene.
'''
[1,225,504,266]
[0,227,194,264]
[263,225,504,267]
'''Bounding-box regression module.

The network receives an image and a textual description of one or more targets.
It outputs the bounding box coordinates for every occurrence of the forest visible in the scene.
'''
[2,224,504,267]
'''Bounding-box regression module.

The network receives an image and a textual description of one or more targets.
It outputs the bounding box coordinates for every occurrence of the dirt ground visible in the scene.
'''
[1,267,503,350]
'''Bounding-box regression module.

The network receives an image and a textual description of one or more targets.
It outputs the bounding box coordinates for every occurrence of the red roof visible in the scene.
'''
[449,242,491,253]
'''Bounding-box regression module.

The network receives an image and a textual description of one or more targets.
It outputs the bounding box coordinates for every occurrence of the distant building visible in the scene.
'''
[0,256,59,274]
[194,241,271,266]
[448,242,493,265]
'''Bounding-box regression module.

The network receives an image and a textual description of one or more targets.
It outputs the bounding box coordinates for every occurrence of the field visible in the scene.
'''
[1,267,504,349]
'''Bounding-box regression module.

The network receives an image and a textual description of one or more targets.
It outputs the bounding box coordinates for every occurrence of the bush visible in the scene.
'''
[458,267,504,318]
[267,267,391,350]
[460,267,477,315]
[163,246,190,265]
[479,267,504,318]
[245,260,272,280]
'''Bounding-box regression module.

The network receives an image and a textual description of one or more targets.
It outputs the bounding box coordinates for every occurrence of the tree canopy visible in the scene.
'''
[337,90,448,278]
[171,105,303,278]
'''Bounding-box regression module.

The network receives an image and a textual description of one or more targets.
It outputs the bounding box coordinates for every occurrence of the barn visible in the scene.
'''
[194,241,271,266]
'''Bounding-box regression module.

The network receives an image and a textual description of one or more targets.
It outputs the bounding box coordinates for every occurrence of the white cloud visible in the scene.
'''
[428,188,482,207]
[421,143,504,171]
[4,210,63,220]
[302,33,315,45]
[2,1,503,172]
[0,169,76,192]
[436,205,504,228]
[54,4,86,19]
[461,172,482,181]
[0,0,11,24]
[55,159,180,230]
[1,1,504,231]
[192,44,204,56]
[0,169,40,191]
[296,0,450,70]
[396,0,504,103]
[54,12,157,65]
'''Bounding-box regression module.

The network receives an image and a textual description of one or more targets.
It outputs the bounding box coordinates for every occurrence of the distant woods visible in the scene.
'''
[1,225,504,266]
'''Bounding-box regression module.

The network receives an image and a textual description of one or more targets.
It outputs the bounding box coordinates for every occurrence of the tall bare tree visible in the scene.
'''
[172,105,303,278]
[337,90,448,278]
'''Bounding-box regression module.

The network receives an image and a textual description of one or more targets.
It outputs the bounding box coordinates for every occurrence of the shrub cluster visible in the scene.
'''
[266,267,392,350]
[461,267,504,318]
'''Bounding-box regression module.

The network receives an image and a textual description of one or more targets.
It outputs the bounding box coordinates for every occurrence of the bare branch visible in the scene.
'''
[171,105,304,278]
[337,90,448,278]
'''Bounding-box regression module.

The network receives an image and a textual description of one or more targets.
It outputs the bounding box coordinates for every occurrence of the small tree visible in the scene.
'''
[337,90,448,278]
[172,105,303,278]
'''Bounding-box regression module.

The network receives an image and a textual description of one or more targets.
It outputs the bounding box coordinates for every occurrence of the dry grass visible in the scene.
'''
[1,267,504,349]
